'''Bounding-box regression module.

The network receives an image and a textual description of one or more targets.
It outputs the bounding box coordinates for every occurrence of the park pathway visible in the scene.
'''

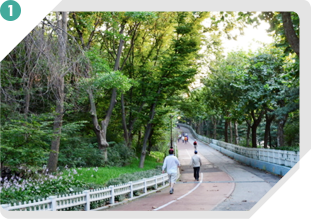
[102,127,281,211]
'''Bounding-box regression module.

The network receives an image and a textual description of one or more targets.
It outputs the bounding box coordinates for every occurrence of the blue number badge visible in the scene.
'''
[0,0,21,21]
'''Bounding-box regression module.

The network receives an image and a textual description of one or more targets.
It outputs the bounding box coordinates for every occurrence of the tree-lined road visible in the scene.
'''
[103,127,281,211]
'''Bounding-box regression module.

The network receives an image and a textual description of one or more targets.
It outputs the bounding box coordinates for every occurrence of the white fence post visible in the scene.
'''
[48,196,57,211]
[144,178,147,193]
[109,186,115,204]
[129,182,133,198]
[83,190,90,211]
[154,176,157,190]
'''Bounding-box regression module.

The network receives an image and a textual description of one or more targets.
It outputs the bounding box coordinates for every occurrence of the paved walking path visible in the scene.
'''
[102,127,281,211]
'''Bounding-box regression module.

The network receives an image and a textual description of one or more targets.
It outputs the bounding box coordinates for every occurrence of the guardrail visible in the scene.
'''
[178,123,299,168]
[1,174,169,211]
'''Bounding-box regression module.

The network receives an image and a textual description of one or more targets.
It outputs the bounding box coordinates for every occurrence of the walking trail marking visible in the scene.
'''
[152,173,203,211]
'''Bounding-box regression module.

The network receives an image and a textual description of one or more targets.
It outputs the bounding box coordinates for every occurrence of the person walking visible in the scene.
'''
[162,149,180,194]
[193,139,197,150]
[184,136,188,143]
[181,135,185,143]
[191,150,202,181]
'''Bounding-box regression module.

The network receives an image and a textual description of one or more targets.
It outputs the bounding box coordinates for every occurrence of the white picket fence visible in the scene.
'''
[178,123,299,168]
[1,174,169,211]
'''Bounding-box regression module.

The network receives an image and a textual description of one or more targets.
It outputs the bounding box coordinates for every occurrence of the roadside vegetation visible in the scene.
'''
[0,11,299,207]
[0,155,162,205]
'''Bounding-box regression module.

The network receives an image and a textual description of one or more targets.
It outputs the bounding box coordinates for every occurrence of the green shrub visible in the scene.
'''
[106,142,136,167]
[58,140,104,168]
[0,115,52,169]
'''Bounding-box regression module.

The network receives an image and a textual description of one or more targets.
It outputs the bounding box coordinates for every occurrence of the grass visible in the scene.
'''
[62,155,162,186]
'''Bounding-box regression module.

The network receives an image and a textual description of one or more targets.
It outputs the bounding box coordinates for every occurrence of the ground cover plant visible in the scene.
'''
[0,155,161,205]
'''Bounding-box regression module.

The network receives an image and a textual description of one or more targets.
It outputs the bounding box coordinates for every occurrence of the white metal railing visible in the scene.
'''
[178,123,299,168]
[1,174,169,211]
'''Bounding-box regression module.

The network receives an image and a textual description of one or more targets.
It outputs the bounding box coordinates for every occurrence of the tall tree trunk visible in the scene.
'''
[251,124,258,148]
[47,77,65,172]
[229,120,233,143]
[224,119,229,143]
[47,12,67,172]
[139,88,161,168]
[147,127,154,154]
[281,12,299,57]
[97,24,126,161]
[121,94,130,147]
[264,111,275,148]
[137,129,142,149]
[250,110,264,148]
[86,24,126,163]
[23,34,32,119]
[234,121,239,145]
[246,120,251,147]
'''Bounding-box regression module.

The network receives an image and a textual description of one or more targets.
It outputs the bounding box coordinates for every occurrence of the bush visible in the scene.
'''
[0,115,52,169]
[106,142,136,167]
[58,140,104,168]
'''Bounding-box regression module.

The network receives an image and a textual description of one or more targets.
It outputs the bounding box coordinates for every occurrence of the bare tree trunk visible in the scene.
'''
[47,77,65,172]
[47,12,67,172]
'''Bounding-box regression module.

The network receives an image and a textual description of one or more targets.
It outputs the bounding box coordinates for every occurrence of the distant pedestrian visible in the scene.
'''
[184,136,188,143]
[178,134,182,142]
[193,139,197,150]
[162,149,180,194]
[191,150,202,181]
[182,136,185,143]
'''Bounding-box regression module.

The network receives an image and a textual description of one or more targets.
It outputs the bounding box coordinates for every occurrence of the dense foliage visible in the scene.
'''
[1,11,299,205]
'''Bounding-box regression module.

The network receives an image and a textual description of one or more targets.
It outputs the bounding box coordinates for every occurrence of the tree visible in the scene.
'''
[137,12,209,168]
[280,12,299,57]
